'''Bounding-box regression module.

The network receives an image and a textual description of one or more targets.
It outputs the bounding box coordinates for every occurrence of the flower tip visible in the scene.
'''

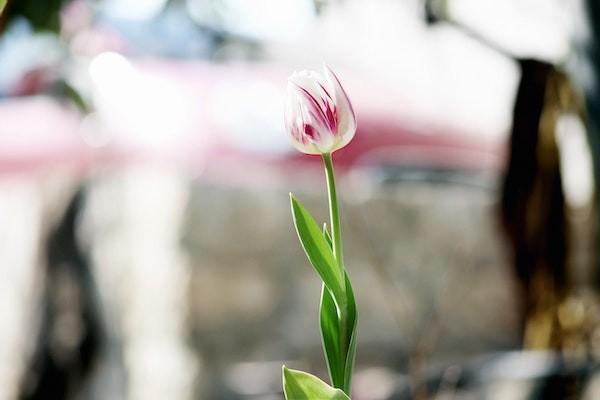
[289,193,300,209]
[282,365,288,384]
[323,63,338,78]
[282,365,293,379]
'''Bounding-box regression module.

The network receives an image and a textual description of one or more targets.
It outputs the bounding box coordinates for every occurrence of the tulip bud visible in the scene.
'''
[285,65,356,155]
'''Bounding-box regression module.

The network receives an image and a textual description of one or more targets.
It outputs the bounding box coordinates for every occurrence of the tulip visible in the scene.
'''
[283,65,358,399]
[285,65,356,155]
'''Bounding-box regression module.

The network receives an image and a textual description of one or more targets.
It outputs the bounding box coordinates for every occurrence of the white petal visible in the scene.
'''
[290,138,321,155]
[323,64,356,151]
[288,70,328,102]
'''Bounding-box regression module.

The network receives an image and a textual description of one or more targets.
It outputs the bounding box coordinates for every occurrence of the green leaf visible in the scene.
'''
[291,195,358,395]
[282,367,350,400]
[320,273,358,394]
[290,194,344,301]
[0,0,6,15]
[321,222,358,394]
[320,282,343,388]
[343,274,358,391]
[320,224,347,389]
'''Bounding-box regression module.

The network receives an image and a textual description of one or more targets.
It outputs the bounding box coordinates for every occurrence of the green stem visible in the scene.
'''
[322,153,344,276]
[322,152,350,394]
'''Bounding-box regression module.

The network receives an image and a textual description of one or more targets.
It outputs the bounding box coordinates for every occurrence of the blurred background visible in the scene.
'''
[1,0,599,399]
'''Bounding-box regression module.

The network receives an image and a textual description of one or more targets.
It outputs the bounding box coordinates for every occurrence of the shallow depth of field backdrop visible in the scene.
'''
[0,0,597,399]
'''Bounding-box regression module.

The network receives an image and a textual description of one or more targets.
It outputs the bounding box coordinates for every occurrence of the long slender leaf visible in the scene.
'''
[291,196,357,395]
[342,274,358,391]
[320,224,344,389]
[320,224,358,394]
[0,0,6,14]
[282,367,350,400]
[290,194,345,301]
[320,282,343,388]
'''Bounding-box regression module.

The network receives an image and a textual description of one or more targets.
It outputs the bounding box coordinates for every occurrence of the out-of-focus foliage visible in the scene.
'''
[2,0,67,32]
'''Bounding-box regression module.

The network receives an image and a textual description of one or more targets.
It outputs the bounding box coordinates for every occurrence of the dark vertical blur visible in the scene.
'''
[500,60,568,349]
[1,2,103,398]
[20,188,103,400]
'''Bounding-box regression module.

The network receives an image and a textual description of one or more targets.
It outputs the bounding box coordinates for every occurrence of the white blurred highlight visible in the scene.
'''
[79,112,111,148]
[89,52,194,151]
[450,0,573,62]
[102,0,168,20]
[556,114,594,208]
[186,0,316,41]
[0,182,44,400]
[211,78,291,154]
[556,114,594,209]
[83,167,197,400]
